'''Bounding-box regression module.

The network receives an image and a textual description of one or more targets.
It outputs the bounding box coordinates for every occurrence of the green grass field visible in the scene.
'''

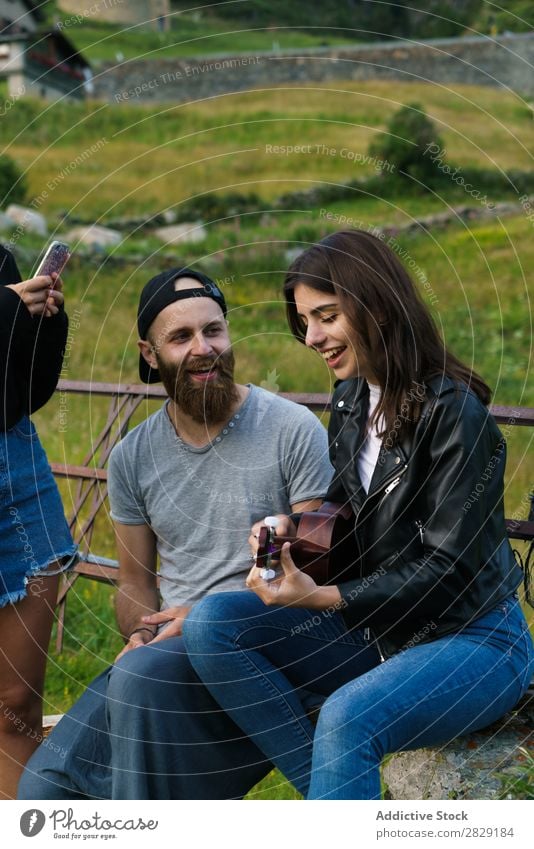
[61,19,355,64]
[1,80,532,221]
[33,207,533,798]
[2,75,533,798]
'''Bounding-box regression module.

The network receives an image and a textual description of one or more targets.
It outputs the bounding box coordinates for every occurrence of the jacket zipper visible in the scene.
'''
[364,626,386,662]
[374,633,386,662]
[353,463,408,579]
[356,462,408,661]
[360,462,408,519]
[415,519,425,545]
[376,475,403,511]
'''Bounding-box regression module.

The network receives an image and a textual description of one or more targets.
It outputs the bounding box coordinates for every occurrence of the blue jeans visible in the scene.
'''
[18,636,272,799]
[0,416,76,607]
[183,592,534,799]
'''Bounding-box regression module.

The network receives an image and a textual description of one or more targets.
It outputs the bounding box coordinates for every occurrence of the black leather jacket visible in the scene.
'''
[325,376,523,660]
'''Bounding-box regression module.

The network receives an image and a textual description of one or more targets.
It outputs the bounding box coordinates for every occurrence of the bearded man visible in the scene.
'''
[19,267,333,800]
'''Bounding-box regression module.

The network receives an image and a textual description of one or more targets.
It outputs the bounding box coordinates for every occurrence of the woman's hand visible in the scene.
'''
[7,274,64,317]
[246,542,343,610]
[248,514,297,557]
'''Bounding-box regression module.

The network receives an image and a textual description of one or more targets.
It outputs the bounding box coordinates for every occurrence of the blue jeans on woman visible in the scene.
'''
[183,592,534,799]
[0,416,76,606]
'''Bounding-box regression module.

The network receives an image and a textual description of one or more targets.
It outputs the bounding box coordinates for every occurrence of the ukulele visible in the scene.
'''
[256,502,359,585]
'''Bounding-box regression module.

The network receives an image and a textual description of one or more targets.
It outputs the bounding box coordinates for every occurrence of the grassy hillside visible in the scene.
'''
[3,79,531,544]
[1,80,532,222]
[2,75,532,798]
[35,209,533,794]
[35,222,532,793]
[41,0,534,66]
[463,0,534,34]
[55,19,354,64]
[41,0,359,64]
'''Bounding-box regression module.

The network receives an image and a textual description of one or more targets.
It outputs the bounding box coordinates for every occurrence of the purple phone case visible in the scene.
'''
[36,243,71,278]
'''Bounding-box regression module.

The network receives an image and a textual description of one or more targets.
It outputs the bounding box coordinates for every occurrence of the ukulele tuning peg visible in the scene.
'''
[264,516,280,529]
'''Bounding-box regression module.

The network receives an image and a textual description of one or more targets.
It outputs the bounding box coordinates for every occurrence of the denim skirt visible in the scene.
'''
[0,416,77,607]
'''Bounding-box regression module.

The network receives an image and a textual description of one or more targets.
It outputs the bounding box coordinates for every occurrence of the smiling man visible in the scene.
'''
[19,266,333,800]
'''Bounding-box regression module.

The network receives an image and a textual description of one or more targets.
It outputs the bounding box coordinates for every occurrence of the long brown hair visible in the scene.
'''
[283,229,491,440]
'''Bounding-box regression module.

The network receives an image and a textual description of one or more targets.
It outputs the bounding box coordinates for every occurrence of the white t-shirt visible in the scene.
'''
[357,382,383,493]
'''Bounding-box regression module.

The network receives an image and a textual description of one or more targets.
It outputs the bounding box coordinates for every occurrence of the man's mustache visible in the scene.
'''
[183,358,219,374]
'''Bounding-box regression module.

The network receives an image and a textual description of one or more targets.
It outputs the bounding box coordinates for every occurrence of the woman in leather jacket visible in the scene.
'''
[0,246,76,798]
[183,229,534,799]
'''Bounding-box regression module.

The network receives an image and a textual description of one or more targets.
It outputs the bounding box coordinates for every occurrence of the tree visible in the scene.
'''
[0,155,28,207]
[369,102,445,188]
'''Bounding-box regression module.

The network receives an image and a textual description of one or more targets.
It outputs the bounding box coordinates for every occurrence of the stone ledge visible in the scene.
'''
[383,685,533,799]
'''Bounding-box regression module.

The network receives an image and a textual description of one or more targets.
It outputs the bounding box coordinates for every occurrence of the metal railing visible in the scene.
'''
[52,379,534,650]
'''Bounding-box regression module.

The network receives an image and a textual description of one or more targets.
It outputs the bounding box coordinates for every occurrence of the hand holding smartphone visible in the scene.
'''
[7,241,72,316]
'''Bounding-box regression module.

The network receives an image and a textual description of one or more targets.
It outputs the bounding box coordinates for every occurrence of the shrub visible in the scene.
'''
[174,191,263,223]
[0,154,27,207]
[459,167,534,198]
[369,102,445,188]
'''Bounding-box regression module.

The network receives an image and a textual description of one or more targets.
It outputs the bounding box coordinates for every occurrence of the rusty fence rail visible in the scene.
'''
[51,380,534,650]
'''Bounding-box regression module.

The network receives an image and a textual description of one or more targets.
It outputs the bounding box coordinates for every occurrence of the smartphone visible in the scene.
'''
[35,241,71,285]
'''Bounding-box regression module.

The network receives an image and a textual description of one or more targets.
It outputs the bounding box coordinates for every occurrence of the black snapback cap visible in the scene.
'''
[137,266,227,384]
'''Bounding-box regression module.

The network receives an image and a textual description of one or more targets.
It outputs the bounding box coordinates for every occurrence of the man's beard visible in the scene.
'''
[156,348,239,425]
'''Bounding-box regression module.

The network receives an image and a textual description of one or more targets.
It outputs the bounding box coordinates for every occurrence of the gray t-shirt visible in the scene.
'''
[108,385,333,607]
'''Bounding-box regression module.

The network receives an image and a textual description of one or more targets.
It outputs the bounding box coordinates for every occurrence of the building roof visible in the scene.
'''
[1,0,44,37]
[0,28,91,72]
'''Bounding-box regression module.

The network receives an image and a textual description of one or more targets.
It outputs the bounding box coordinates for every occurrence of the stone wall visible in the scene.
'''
[92,33,534,104]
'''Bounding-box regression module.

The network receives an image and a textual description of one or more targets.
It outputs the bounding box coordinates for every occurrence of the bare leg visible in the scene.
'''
[0,569,59,799]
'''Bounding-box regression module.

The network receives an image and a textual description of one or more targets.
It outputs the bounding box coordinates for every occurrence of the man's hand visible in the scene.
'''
[141,605,192,644]
[248,514,297,557]
[7,274,64,317]
[114,627,155,662]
